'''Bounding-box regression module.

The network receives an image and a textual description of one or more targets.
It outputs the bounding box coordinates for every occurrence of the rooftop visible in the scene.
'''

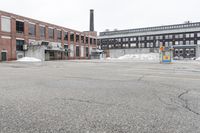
[100,22,200,37]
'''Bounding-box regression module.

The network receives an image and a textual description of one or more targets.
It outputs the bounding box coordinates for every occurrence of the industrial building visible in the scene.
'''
[98,22,200,59]
[0,10,97,61]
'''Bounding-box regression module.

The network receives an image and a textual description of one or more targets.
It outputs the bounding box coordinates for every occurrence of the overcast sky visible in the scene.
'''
[1,0,200,33]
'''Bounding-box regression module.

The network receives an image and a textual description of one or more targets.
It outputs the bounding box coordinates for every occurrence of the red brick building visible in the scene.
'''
[0,10,97,61]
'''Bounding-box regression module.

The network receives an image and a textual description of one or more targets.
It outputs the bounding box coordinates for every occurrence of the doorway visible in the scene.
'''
[1,52,7,61]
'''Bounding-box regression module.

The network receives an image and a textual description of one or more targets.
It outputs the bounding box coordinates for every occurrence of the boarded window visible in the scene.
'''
[40,26,45,37]
[48,28,54,39]
[1,16,11,32]
[29,23,36,36]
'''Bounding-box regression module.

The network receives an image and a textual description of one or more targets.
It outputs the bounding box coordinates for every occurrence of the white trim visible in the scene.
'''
[24,19,29,22]
[1,16,10,19]
[48,27,54,29]
[1,36,11,39]
[39,24,45,27]
[16,38,25,40]
[57,29,61,31]
[16,19,24,22]
[29,22,36,25]
[1,50,7,52]
[98,27,200,39]
[11,16,16,19]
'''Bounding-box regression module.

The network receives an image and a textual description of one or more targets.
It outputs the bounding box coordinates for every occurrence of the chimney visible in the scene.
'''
[90,9,94,31]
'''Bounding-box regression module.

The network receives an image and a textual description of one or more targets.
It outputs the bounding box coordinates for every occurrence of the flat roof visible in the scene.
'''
[100,22,200,37]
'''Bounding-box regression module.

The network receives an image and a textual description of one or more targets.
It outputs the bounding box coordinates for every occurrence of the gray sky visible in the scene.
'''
[1,0,200,33]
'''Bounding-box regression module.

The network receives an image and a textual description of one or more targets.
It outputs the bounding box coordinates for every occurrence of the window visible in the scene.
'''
[94,39,96,44]
[141,37,145,41]
[16,21,24,33]
[186,33,194,38]
[48,28,54,39]
[86,37,89,44]
[155,36,159,40]
[141,43,145,48]
[130,37,134,41]
[146,42,150,48]
[197,33,200,37]
[81,46,84,57]
[150,43,153,48]
[179,34,183,38]
[117,38,121,42]
[76,46,80,57]
[175,41,179,45]
[64,45,68,56]
[130,43,136,47]
[190,49,194,54]
[76,34,80,42]
[165,42,169,47]
[165,35,169,39]
[16,40,25,51]
[190,33,194,38]
[86,47,89,57]
[70,32,74,42]
[123,38,128,42]
[29,23,36,36]
[64,32,68,41]
[155,42,159,47]
[70,45,74,57]
[186,41,190,45]
[190,40,194,45]
[169,41,173,46]
[57,30,62,40]
[175,35,179,39]
[180,49,183,54]
[186,34,190,38]
[198,40,200,45]
[40,26,45,37]
[81,35,84,43]
[169,35,173,39]
[1,16,11,32]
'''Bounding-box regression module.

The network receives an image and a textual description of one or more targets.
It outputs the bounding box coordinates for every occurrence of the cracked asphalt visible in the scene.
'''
[0,60,200,133]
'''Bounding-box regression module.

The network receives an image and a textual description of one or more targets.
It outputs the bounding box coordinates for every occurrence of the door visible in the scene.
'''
[1,52,7,61]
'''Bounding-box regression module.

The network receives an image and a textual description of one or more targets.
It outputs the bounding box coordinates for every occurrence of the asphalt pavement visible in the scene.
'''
[0,60,200,133]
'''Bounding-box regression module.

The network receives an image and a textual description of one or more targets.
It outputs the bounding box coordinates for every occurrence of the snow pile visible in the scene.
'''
[117,53,159,61]
[17,57,41,62]
[196,57,200,61]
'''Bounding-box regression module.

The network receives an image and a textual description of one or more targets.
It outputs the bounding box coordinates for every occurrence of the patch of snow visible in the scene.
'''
[196,57,200,61]
[17,57,41,62]
[117,53,159,61]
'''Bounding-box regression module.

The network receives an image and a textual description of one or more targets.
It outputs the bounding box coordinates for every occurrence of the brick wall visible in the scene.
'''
[0,10,97,61]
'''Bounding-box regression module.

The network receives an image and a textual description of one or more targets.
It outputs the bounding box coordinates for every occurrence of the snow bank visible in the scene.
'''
[196,57,200,61]
[117,53,159,61]
[17,57,41,62]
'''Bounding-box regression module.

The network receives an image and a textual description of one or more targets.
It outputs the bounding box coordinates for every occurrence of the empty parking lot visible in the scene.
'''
[0,60,200,133]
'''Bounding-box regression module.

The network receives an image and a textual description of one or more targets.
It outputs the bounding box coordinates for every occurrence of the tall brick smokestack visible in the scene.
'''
[90,9,94,31]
